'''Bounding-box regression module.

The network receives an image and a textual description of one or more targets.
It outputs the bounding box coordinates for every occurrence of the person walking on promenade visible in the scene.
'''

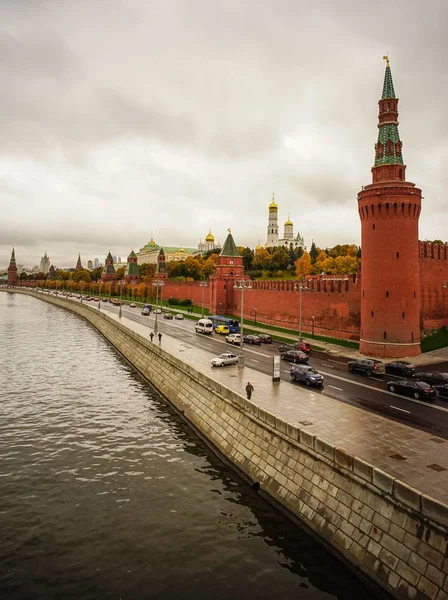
[245,382,254,400]
[158,332,162,344]
[150,332,154,343]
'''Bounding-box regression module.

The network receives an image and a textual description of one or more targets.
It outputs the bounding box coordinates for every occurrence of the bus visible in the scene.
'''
[208,315,240,333]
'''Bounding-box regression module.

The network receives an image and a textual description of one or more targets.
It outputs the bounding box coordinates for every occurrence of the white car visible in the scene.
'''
[154,308,162,314]
[130,303,136,308]
[175,314,184,320]
[211,353,239,367]
[226,333,242,345]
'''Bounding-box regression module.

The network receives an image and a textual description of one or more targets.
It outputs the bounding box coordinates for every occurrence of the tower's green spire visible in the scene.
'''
[382,56,396,99]
[374,57,404,167]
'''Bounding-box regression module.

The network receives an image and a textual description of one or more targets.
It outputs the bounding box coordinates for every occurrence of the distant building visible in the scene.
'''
[7,247,18,285]
[101,252,117,282]
[198,229,221,254]
[39,252,50,274]
[112,256,121,264]
[87,260,93,270]
[136,237,196,265]
[265,194,305,249]
[75,253,83,271]
[93,258,100,268]
[123,250,140,284]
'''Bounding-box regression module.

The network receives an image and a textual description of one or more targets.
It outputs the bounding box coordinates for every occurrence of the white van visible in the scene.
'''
[195,318,214,335]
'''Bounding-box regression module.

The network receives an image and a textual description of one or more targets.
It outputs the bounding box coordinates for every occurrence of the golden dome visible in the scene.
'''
[255,243,262,251]
[285,218,293,226]
[179,247,185,253]
[205,230,215,242]
[269,193,278,209]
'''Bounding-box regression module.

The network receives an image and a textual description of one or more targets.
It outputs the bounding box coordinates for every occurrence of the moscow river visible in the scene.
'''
[0,292,377,600]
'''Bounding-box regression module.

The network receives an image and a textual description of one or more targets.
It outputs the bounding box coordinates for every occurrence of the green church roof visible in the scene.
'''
[374,59,404,167]
[128,250,137,258]
[125,262,140,276]
[382,62,396,99]
[220,230,240,257]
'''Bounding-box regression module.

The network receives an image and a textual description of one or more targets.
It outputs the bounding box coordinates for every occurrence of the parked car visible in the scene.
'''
[243,334,261,345]
[281,350,309,364]
[215,325,230,335]
[141,307,151,316]
[435,384,448,399]
[387,379,437,400]
[154,308,162,314]
[163,313,174,320]
[226,333,242,345]
[102,298,108,302]
[86,296,92,301]
[290,365,324,387]
[278,341,312,354]
[413,372,448,386]
[385,361,416,377]
[210,353,239,367]
[258,334,272,344]
[347,358,385,377]
[175,314,184,320]
[130,303,136,308]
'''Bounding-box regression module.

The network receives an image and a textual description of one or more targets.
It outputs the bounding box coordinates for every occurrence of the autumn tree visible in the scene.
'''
[72,269,91,283]
[253,248,271,270]
[295,252,312,278]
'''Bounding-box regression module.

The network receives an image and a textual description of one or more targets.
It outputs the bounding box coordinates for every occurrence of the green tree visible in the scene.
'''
[270,247,290,271]
[241,247,254,271]
[73,269,91,283]
[309,241,318,264]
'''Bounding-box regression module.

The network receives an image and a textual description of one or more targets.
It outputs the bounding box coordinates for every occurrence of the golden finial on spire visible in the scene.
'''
[383,55,390,67]
[227,228,231,234]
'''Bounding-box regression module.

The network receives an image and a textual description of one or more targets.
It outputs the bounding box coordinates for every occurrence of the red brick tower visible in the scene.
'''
[75,253,83,271]
[358,57,422,358]
[101,251,117,282]
[123,250,140,284]
[209,229,245,314]
[156,248,168,280]
[7,247,18,285]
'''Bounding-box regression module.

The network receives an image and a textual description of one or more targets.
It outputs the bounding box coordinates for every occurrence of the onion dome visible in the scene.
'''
[269,193,278,209]
[179,247,185,253]
[148,238,156,247]
[284,218,293,226]
[205,229,215,242]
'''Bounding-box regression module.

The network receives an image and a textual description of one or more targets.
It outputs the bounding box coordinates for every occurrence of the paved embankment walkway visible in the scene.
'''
[100,308,448,504]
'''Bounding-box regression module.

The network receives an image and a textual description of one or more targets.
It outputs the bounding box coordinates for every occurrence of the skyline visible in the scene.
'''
[2,0,448,266]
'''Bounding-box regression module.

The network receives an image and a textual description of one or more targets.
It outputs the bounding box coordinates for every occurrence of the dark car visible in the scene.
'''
[413,372,448,386]
[435,384,448,399]
[347,358,385,377]
[243,334,261,345]
[281,350,309,364]
[258,334,272,344]
[163,313,174,320]
[141,307,151,316]
[290,365,324,387]
[387,379,437,400]
[385,361,416,377]
[279,341,312,354]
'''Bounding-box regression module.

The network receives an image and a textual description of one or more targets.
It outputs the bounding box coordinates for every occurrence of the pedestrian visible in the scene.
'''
[158,332,162,344]
[150,332,154,343]
[245,381,254,400]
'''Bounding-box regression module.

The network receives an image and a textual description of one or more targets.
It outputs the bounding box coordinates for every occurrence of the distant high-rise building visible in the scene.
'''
[87,260,93,270]
[39,252,50,274]
[112,256,121,264]
[93,258,99,269]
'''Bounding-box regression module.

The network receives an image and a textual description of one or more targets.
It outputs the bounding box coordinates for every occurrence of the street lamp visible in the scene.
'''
[119,279,123,318]
[199,281,208,317]
[294,279,310,342]
[254,307,257,325]
[98,281,102,310]
[233,279,252,368]
[80,282,84,303]
[311,315,315,338]
[152,279,165,336]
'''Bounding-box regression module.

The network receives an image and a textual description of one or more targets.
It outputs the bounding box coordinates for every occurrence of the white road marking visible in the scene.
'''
[328,359,343,364]
[250,359,260,363]
[284,370,290,374]
[318,369,448,413]
[390,406,411,414]
[322,363,335,369]
[328,385,343,391]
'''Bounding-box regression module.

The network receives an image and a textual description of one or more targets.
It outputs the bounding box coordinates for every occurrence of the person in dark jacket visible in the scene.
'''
[245,382,254,400]
[158,332,162,344]
[150,332,154,342]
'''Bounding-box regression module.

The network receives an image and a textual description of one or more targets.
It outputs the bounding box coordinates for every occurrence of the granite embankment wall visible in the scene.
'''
[6,289,448,600]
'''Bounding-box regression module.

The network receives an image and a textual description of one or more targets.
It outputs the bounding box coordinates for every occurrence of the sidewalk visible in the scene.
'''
[106,308,448,504]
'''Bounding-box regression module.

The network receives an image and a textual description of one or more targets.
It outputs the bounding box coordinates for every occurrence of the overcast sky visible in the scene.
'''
[1,0,447,268]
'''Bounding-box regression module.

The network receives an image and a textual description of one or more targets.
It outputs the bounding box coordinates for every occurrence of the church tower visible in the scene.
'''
[76,253,83,271]
[209,229,245,314]
[358,58,422,357]
[266,194,279,247]
[7,247,18,285]
[156,247,168,279]
[124,250,140,284]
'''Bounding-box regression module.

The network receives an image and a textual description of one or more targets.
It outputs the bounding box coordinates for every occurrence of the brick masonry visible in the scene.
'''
[6,289,448,600]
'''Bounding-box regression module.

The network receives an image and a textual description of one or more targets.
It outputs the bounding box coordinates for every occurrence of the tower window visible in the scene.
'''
[396,252,399,258]
[412,332,414,340]
[363,291,365,297]
[371,310,374,317]
[384,331,387,340]
[399,169,403,179]
[386,291,389,297]
[414,291,416,298]
[373,224,375,230]
[402,312,405,319]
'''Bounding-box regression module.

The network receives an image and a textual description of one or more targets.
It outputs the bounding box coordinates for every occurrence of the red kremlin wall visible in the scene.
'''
[419,241,448,330]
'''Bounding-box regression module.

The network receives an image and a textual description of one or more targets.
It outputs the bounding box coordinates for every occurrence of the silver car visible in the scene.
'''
[211,353,239,367]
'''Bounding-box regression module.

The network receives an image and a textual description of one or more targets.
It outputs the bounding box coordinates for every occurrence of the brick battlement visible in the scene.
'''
[249,273,358,294]
[419,240,448,261]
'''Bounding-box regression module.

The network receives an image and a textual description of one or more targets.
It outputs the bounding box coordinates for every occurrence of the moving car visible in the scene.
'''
[387,379,437,400]
[347,358,385,377]
[243,334,261,345]
[290,365,324,387]
[141,307,151,316]
[163,313,174,320]
[278,341,312,354]
[130,303,136,308]
[215,325,230,335]
[210,353,239,367]
[413,372,448,386]
[175,314,184,320]
[154,308,162,314]
[195,318,214,334]
[385,361,416,377]
[280,350,309,364]
[226,333,242,345]
[258,334,272,344]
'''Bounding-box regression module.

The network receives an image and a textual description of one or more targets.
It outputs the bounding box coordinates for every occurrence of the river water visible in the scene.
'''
[0,292,377,599]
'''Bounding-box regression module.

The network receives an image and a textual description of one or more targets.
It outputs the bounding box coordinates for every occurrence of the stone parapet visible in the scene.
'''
[5,289,448,600]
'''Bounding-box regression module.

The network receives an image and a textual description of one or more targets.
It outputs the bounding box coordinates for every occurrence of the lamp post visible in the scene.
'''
[254,307,257,325]
[153,279,165,336]
[109,282,112,303]
[119,279,123,318]
[98,282,102,310]
[311,315,315,338]
[80,282,84,303]
[294,279,309,342]
[233,279,252,368]
[199,281,208,317]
